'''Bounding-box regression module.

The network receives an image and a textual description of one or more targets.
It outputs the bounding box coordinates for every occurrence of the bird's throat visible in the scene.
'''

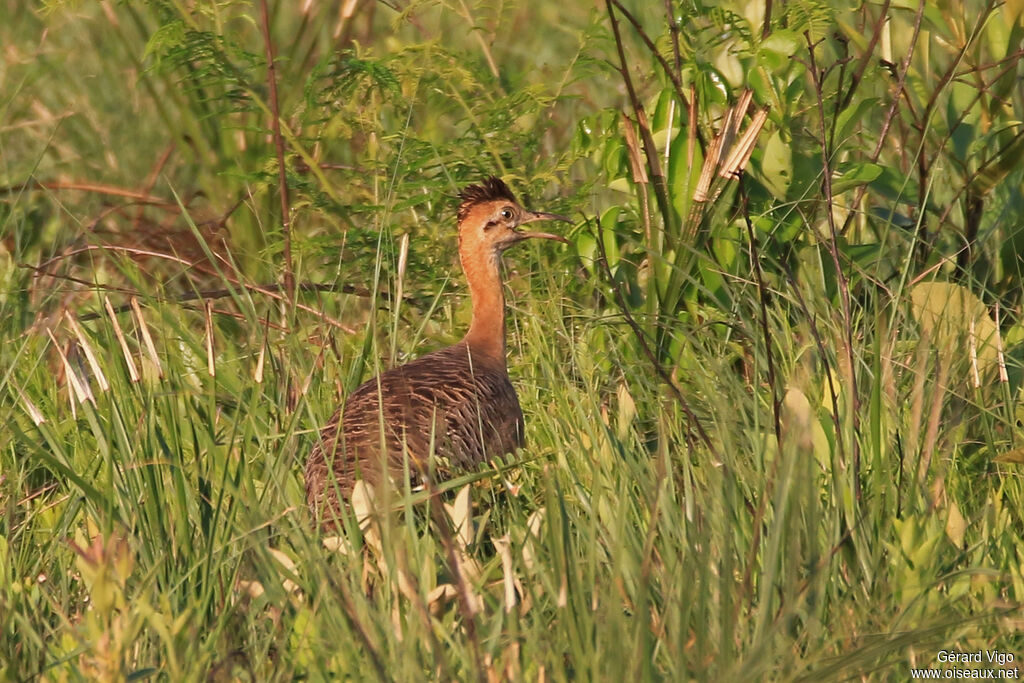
[462,251,508,367]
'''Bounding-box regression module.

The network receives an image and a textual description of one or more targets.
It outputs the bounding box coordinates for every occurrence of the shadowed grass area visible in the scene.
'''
[3,0,1024,680]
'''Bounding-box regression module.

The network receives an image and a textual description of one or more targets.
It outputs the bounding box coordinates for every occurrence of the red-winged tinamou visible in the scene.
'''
[305,177,569,528]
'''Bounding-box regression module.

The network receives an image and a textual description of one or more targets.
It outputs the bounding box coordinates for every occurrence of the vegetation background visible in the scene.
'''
[2,0,1024,679]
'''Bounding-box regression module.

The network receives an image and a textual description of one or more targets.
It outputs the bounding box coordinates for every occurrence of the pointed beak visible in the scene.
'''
[513,211,572,243]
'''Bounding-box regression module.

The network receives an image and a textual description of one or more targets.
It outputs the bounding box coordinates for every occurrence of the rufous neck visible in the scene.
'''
[461,248,508,367]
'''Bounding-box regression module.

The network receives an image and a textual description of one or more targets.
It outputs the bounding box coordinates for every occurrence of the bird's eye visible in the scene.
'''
[500,207,514,220]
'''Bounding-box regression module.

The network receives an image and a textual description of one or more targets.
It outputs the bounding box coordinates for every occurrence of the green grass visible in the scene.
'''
[3,0,1024,681]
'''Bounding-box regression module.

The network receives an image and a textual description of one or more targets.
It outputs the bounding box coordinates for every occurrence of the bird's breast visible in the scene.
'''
[340,343,524,471]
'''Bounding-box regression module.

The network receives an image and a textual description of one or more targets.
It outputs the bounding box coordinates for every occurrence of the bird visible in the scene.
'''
[305,176,569,528]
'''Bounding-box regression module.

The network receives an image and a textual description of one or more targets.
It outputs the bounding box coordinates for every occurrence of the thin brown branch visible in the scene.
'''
[590,216,721,461]
[71,281,382,321]
[85,201,180,233]
[0,179,170,204]
[23,256,367,333]
[953,47,1024,78]
[664,0,684,78]
[133,143,176,230]
[610,0,701,148]
[935,125,1024,231]
[605,0,674,237]
[734,177,783,615]
[19,263,139,295]
[90,281,368,332]
[916,8,1012,257]
[838,0,892,112]
[804,32,862,500]
[918,4,996,133]
[259,0,294,302]
[839,0,939,237]
[35,245,196,271]
[739,178,781,446]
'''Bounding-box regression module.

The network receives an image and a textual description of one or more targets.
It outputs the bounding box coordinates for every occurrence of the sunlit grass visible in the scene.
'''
[4,220,1024,679]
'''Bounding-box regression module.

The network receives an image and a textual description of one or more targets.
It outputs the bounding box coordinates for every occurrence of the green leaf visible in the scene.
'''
[574,231,597,266]
[760,130,792,199]
[945,500,967,548]
[831,162,883,195]
[910,281,999,378]
[835,98,878,146]
[600,207,622,270]
[841,242,895,282]
[971,129,1024,197]
[669,128,703,230]
[760,31,801,57]
[994,448,1024,464]
[869,165,918,206]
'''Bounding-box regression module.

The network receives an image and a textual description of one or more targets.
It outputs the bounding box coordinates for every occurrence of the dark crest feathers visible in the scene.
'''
[458,176,518,222]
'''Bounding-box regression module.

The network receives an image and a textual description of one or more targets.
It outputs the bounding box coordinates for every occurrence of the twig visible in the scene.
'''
[663,0,683,78]
[954,47,1024,78]
[838,0,891,112]
[19,263,139,295]
[839,0,928,237]
[609,0,702,149]
[133,143,176,230]
[916,5,1008,260]
[732,179,784,614]
[605,0,673,237]
[739,178,781,445]
[590,216,721,461]
[917,3,994,139]
[935,125,1024,231]
[35,245,196,271]
[804,32,862,500]
[0,179,170,204]
[455,0,502,88]
[22,260,368,333]
[71,282,383,322]
[259,0,294,302]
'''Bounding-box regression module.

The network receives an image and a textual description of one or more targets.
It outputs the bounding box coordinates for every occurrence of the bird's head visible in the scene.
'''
[456,177,570,258]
